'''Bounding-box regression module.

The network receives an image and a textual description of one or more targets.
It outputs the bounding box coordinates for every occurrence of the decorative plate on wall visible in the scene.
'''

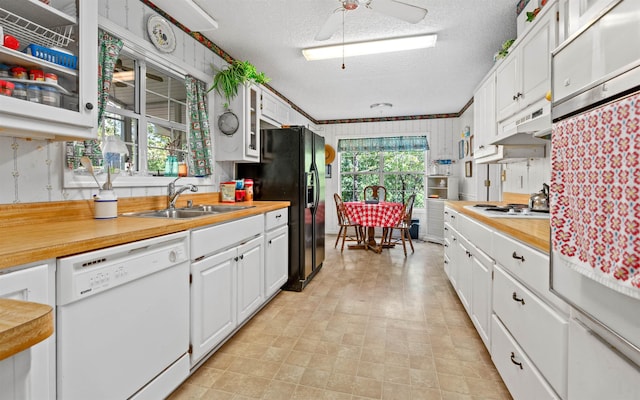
[147,15,176,53]
[325,144,336,165]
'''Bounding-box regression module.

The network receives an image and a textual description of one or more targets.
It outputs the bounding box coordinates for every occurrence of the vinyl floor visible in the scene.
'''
[168,236,512,400]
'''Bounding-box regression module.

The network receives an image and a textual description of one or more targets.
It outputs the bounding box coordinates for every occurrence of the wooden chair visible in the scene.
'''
[363,185,387,202]
[385,193,416,256]
[333,193,361,252]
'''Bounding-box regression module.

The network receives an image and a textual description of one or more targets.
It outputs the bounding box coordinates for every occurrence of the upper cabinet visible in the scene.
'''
[0,0,98,140]
[495,3,558,122]
[215,83,261,163]
[473,71,498,158]
[260,89,290,127]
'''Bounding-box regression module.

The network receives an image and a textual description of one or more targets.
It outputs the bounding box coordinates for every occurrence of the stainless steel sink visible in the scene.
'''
[123,204,255,219]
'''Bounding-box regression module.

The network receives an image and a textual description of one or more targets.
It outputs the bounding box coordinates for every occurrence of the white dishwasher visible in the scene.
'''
[56,231,190,400]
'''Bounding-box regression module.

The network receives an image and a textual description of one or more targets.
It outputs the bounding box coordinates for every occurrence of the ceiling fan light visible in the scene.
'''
[302,34,437,61]
[343,0,359,10]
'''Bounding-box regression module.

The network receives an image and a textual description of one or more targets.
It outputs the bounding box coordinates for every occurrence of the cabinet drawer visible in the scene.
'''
[444,207,458,230]
[191,215,263,259]
[493,265,567,398]
[493,232,567,311]
[458,213,493,256]
[491,315,560,400]
[265,208,288,231]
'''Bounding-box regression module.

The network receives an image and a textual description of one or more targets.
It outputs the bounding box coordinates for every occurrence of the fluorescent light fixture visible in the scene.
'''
[113,71,135,81]
[302,34,437,61]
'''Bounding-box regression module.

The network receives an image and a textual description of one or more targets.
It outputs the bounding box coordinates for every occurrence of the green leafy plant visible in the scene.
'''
[209,60,270,108]
[496,38,515,60]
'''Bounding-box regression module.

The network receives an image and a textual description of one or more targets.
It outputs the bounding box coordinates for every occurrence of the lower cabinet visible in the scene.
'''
[189,215,264,367]
[492,315,560,400]
[190,247,237,367]
[0,261,55,400]
[236,237,265,324]
[264,208,289,299]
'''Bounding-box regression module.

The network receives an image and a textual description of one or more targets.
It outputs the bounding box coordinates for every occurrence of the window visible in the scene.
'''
[64,51,208,187]
[339,150,427,206]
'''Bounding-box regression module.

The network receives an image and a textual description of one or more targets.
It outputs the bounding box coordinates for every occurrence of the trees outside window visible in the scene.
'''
[339,150,426,206]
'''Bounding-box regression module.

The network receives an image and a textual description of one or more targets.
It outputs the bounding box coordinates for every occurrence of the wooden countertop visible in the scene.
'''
[0,299,53,361]
[0,194,290,271]
[445,200,550,254]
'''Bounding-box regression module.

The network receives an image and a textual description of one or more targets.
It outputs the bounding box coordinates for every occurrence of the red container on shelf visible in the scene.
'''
[29,69,45,81]
[0,80,15,96]
[44,73,58,84]
[10,66,27,79]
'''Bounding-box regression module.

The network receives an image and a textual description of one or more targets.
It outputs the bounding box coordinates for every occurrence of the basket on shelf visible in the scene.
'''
[24,44,77,70]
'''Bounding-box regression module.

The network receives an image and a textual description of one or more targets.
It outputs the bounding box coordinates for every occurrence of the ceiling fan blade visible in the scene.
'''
[315,9,344,41]
[369,0,427,24]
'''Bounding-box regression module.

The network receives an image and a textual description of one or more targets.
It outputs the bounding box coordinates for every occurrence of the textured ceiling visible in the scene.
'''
[187,0,517,122]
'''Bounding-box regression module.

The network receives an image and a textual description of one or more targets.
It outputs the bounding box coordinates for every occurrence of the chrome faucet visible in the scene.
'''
[168,177,198,209]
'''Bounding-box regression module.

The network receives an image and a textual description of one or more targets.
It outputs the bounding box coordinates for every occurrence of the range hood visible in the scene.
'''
[490,103,551,146]
[475,144,546,164]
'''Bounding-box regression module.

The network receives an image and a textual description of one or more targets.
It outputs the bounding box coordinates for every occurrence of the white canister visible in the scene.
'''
[93,190,118,219]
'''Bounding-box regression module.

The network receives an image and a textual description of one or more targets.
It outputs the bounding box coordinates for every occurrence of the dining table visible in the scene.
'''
[343,201,405,253]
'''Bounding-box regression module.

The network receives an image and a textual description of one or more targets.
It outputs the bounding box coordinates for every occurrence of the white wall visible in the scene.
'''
[321,117,460,238]
[501,147,551,195]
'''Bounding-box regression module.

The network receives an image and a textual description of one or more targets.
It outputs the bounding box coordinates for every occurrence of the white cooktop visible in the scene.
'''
[463,205,550,219]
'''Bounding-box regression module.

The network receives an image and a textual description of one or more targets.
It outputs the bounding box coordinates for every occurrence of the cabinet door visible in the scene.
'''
[237,236,264,323]
[0,0,98,140]
[190,247,237,365]
[265,226,288,299]
[496,52,520,122]
[455,237,472,313]
[520,4,557,109]
[0,263,54,400]
[474,72,497,152]
[471,249,492,349]
[244,84,261,160]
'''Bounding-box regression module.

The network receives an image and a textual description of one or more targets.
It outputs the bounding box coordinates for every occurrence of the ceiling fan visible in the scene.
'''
[315,0,428,41]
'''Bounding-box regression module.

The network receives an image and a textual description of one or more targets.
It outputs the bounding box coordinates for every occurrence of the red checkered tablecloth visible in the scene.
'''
[343,201,404,228]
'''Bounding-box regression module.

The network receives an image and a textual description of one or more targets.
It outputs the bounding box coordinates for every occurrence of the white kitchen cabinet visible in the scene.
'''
[261,89,290,127]
[426,176,458,244]
[236,236,264,324]
[493,265,568,398]
[473,71,499,159]
[455,234,473,314]
[0,260,55,400]
[189,214,263,366]
[496,3,558,122]
[0,0,98,140]
[264,208,288,299]
[215,83,261,162]
[492,315,561,400]
[190,247,237,365]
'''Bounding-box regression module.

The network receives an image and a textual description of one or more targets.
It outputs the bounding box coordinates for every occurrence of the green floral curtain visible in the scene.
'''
[97,30,124,127]
[337,136,429,152]
[185,76,212,176]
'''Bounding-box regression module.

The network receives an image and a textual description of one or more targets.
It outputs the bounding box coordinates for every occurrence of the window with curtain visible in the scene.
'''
[338,136,429,206]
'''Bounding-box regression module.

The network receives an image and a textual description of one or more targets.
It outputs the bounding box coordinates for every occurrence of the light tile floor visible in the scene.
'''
[169,237,512,400]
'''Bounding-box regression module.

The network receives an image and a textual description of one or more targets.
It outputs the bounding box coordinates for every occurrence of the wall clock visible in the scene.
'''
[147,15,176,53]
[218,110,239,135]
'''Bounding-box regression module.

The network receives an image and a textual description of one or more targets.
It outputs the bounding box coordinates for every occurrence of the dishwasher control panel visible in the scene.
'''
[57,232,189,305]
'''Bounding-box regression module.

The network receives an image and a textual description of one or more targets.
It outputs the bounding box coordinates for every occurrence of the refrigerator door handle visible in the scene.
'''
[313,167,320,209]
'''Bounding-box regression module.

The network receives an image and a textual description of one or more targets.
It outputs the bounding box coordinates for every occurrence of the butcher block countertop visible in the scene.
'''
[0,299,53,361]
[445,200,550,254]
[0,193,290,271]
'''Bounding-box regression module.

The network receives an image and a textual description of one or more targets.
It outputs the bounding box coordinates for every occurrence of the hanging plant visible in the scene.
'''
[208,60,270,108]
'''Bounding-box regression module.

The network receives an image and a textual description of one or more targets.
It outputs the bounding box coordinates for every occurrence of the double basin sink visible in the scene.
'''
[124,204,255,219]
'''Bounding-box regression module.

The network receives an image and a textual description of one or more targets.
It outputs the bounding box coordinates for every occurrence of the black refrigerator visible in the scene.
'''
[236,126,325,292]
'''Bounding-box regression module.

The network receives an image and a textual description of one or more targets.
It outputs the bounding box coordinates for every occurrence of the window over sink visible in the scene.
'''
[63,50,212,188]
